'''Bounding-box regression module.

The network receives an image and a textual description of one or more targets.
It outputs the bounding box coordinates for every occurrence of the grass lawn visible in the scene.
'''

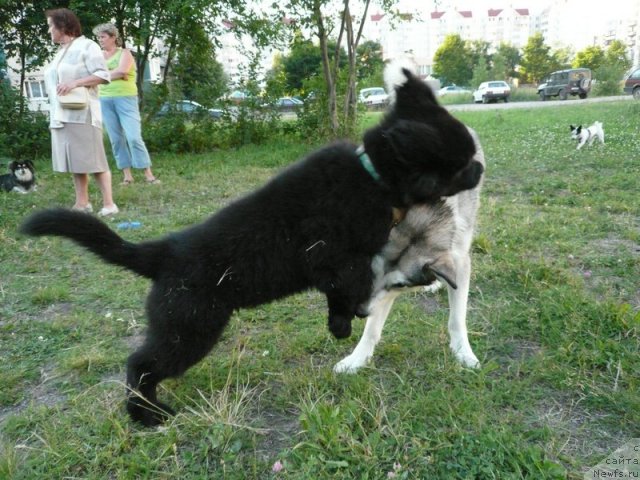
[0,100,639,479]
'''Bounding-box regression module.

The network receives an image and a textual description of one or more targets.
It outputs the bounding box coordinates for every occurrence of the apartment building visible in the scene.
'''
[364,0,636,78]
[364,4,532,77]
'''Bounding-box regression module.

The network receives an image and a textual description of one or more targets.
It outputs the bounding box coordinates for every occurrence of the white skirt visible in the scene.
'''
[51,122,109,174]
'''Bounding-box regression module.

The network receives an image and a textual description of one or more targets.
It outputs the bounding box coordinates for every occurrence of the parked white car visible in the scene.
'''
[472,81,511,103]
[438,85,472,96]
[358,87,389,108]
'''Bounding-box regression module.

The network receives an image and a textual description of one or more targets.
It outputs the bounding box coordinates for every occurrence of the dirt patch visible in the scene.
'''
[123,333,145,350]
[253,407,300,461]
[590,236,640,257]
[502,339,542,362]
[488,339,543,379]
[530,393,616,470]
[1,302,74,326]
[0,364,66,426]
[569,235,640,309]
[416,290,445,314]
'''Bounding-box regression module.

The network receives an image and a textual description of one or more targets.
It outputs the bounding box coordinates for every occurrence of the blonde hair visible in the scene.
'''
[92,22,122,47]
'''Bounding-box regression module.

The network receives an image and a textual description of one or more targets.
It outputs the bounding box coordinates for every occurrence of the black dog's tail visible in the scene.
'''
[20,208,169,280]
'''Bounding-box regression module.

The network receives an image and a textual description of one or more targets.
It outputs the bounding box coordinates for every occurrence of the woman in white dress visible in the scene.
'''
[44,8,118,216]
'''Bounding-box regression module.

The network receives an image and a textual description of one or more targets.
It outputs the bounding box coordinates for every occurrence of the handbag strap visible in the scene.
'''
[56,37,77,68]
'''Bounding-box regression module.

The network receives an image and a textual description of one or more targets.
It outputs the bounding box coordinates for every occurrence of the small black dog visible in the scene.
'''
[0,160,36,193]
[21,65,483,426]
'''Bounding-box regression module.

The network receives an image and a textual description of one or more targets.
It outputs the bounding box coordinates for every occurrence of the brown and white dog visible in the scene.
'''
[334,66,484,373]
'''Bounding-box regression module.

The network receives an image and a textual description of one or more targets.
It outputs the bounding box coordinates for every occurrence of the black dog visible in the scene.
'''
[21,66,483,426]
[1,160,36,193]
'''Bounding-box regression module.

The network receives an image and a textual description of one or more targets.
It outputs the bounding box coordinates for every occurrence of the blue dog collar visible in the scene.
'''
[356,146,381,182]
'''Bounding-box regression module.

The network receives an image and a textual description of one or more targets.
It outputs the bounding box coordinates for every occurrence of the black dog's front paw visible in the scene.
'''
[328,314,352,339]
[127,396,175,427]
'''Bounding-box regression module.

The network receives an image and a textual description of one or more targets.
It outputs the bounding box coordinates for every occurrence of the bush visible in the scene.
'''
[295,93,335,140]
[437,92,473,105]
[228,102,282,146]
[142,115,190,153]
[593,64,625,96]
[142,106,287,154]
[0,82,49,160]
[509,86,540,102]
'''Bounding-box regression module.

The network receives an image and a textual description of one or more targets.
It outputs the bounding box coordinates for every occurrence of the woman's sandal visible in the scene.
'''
[71,203,93,213]
[145,177,161,185]
[120,179,134,186]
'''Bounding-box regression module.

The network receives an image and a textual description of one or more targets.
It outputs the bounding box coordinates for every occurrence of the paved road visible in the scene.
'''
[446,95,634,112]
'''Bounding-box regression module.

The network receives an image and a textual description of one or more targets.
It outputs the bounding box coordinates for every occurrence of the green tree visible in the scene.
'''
[0,0,60,116]
[494,42,520,80]
[70,0,261,103]
[467,39,491,75]
[471,56,489,88]
[489,54,507,82]
[1,0,258,107]
[573,45,605,70]
[356,40,384,84]
[169,23,227,106]
[593,40,631,96]
[282,33,323,91]
[605,39,631,71]
[548,46,573,73]
[433,34,472,86]
[519,33,553,84]
[280,0,395,137]
[264,52,289,98]
[278,34,350,94]
[0,76,49,159]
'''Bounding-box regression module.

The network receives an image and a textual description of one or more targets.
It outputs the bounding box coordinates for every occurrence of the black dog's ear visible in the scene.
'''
[441,160,484,197]
[570,125,575,131]
[386,120,444,165]
[404,173,440,203]
[407,161,483,203]
[8,161,16,170]
[26,160,34,169]
[394,68,438,106]
[576,126,582,133]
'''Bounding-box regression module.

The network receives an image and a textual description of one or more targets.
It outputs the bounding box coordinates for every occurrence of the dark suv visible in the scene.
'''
[538,68,591,100]
[623,67,640,99]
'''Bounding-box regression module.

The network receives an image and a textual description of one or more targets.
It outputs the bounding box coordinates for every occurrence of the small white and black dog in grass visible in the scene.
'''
[0,160,36,193]
[570,121,604,150]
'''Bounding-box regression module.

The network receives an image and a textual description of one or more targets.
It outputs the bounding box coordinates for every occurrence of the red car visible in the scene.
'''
[623,67,640,99]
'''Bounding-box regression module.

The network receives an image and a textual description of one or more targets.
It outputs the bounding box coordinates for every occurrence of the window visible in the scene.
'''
[26,80,47,99]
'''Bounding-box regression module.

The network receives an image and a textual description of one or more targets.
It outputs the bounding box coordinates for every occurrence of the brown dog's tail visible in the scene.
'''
[20,208,168,279]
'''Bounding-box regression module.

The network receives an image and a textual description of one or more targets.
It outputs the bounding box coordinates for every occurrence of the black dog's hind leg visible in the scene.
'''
[325,256,375,339]
[126,300,233,426]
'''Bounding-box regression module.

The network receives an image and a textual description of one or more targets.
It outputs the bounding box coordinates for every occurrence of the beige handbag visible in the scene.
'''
[56,38,88,110]
[58,87,88,109]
